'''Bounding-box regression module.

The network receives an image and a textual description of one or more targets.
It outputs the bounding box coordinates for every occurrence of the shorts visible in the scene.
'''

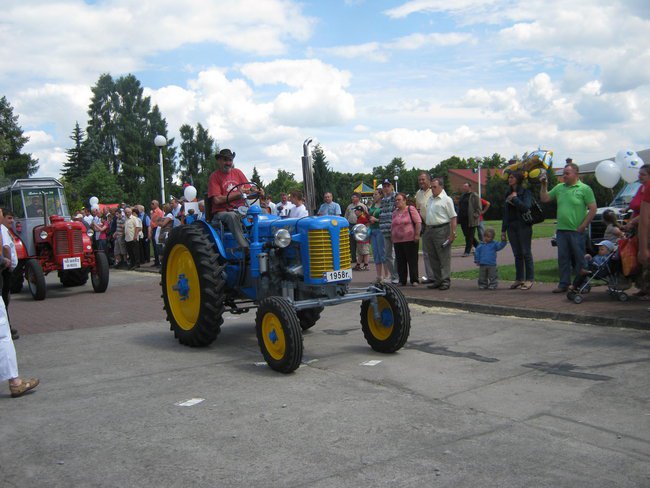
[356,242,370,256]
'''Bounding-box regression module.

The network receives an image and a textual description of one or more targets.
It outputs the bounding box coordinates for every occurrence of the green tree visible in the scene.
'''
[251,166,262,187]
[0,96,39,181]
[178,122,215,199]
[432,155,467,185]
[312,144,333,203]
[79,161,124,203]
[265,169,301,199]
[61,122,92,182]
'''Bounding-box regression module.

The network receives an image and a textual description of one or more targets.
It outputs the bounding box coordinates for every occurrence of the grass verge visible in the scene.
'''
[451,259,559,283]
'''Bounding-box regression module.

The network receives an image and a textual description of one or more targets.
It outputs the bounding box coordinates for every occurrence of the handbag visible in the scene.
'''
[521,198,544,225]
[618,235,639,277]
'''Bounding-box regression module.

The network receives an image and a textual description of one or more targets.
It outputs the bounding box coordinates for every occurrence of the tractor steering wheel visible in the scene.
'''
[226,181,262,212]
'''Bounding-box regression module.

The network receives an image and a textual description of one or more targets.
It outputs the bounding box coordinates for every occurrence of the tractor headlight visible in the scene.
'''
[352,224,369,242]
[87,228,94,237]
[274,228,291,248]
[39,230,48,240]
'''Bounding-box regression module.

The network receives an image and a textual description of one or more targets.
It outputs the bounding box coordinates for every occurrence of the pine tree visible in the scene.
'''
[311,144,332,203]
[251,167,262,187]
[0,96,39,181]
[62,122,92,181]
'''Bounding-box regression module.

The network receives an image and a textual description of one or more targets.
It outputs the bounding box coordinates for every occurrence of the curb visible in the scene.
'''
[408,297,650,331]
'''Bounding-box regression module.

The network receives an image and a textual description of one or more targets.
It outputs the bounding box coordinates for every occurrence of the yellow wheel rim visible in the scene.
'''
[166,244,201,331]
[261,312,286,360]
[367,296,394,341]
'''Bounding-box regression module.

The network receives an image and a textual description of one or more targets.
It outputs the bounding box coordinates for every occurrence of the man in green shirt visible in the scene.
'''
[540,162,597,292]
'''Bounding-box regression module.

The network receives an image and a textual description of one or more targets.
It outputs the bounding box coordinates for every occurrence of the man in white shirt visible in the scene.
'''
[0,209,18,339]
[415,172,434,283]
[288,190,309,218]
[124,207,142,270]
[423,178,457,290]
[276,193,295,217]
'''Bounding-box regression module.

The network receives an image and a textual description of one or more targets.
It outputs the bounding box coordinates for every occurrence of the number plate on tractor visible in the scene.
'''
[62,257,81,270]
[325,268,352,282]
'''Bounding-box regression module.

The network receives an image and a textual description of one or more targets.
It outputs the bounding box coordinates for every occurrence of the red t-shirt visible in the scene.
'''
[643,181,650,204]
[208,168,249,213]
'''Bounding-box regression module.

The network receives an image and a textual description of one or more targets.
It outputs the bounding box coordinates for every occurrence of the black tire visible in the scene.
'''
[574,295,584,304]
[162,225,225,347]
[567,291,576,301]
[360,283,410,353]
[9,264,24,294]
[256,297,303,373]
[297,306,323,331]
[91,252,110,293]
[25,259,46,301]
[618,292,628,302]
[59,268,89,287]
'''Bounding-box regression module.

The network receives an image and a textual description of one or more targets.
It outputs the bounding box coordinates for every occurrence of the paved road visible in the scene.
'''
[2,272,649,487]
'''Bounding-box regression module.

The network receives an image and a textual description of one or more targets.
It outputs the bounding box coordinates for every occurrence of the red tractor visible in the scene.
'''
[1,178,109,300]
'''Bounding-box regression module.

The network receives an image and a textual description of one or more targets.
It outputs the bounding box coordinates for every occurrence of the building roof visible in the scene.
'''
[448,168,503,185]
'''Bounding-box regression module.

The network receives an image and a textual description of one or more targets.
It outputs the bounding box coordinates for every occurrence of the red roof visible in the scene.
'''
[448,168,502,186]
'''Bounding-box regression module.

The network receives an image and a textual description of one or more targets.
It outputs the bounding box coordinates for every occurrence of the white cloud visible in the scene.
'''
[0,0,315,86]
[241,59,356,127]
[384,0,498,18]
[322,32,474,62]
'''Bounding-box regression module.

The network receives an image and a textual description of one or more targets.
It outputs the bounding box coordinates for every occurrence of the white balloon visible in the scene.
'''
[615,149,637,167]
[594,160,621,189]
[184,185,197,201]
[620,154,645,183]
[89,196,99,206]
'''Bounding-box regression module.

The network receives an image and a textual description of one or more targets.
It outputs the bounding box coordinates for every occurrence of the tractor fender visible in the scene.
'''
[195,220,227,259]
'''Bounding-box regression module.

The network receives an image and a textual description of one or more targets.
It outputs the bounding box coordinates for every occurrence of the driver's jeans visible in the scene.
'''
[212,212,249,248]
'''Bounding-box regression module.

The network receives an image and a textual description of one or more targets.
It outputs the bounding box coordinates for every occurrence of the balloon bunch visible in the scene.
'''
[501,149,553,181]
[595,149,645,188]
[89,196,99,211]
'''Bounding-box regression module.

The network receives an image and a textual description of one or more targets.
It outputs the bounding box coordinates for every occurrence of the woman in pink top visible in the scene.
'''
[391,193,422,286]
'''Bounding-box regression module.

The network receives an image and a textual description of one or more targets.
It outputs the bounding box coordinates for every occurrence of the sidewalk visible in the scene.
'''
[135,238,649,330]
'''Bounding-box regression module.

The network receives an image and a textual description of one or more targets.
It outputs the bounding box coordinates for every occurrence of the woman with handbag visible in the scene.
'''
[501,171,535,290]
[391,192,422,286]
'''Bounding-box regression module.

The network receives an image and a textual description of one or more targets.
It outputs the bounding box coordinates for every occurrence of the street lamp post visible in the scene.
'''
[154,135,167,204]
[394,175,399,193]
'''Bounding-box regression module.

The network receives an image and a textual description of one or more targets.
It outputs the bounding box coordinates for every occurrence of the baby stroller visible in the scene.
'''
[567,240,632,304]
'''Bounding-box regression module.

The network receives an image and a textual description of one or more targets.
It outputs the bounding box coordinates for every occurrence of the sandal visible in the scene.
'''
[9,378,39,398]
[362,265,369,271]
[510,281,523,289]
[520,281,533,290]
[353,265,362,271]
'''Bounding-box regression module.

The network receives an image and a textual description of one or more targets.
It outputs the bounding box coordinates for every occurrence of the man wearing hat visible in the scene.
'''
[379,179,399,283]
[208,149,257,248]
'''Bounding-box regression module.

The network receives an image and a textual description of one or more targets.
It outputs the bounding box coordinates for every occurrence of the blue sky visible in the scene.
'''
[1,0,648,184]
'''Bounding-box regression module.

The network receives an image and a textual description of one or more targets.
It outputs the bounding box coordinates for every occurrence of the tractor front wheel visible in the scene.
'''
[162,225,225,347]
[360,283,410,353]
[25,259,46,301]
[256,297,303,373]
[91,252,110,293]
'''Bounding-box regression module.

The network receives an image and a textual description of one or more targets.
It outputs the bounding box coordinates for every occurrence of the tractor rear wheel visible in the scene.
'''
[25,259,46,301]
[59,268,89,287]
[297,306,323,331]
[91,252,110,293]
[162,225,225,347]
[360,283,410,353]
[256,297,303,373]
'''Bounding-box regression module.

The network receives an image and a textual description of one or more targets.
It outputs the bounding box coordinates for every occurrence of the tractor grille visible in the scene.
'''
[308,228,351,278]
[54,229,84,255]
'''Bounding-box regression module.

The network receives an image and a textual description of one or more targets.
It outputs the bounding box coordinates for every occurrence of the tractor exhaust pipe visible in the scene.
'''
[302,138,316,215]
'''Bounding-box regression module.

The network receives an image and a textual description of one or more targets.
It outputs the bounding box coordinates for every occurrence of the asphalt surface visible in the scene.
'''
[2,269,649,487]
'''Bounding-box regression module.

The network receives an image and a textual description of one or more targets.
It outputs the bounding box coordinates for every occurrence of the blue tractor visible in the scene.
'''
[161,182,411,373]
